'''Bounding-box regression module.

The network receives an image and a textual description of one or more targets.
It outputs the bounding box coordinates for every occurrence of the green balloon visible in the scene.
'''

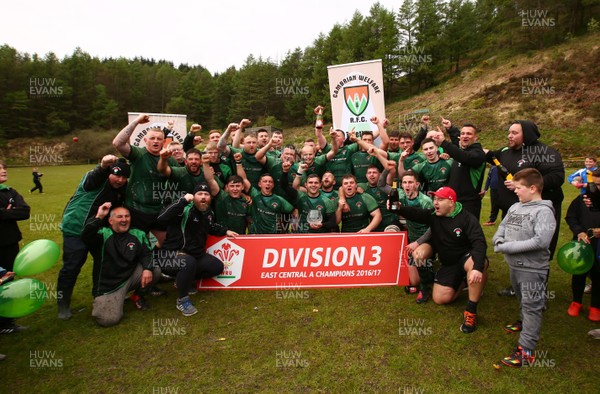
[13,239,60,276]
[557,241,595,275]
[0,278,47,318]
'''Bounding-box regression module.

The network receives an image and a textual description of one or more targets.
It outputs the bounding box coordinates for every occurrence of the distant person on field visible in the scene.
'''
[30,166,43,193]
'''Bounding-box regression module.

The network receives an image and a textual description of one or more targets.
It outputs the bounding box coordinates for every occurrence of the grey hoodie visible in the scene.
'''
[493,200,556,272]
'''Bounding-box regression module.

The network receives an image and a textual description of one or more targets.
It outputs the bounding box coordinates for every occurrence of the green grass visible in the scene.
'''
[2,165,598,393]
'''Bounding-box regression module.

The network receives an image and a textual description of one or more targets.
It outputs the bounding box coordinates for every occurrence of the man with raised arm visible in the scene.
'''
[112,114,178,246]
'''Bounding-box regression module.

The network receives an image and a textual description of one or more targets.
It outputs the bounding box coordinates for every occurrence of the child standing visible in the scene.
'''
[492,168,556,367]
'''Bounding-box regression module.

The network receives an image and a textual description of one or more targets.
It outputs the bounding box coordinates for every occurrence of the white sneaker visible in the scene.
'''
[588,329,600,339]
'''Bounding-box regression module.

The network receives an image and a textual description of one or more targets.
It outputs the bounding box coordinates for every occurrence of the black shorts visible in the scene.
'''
[127,206,167,233]
[434,253,471,290]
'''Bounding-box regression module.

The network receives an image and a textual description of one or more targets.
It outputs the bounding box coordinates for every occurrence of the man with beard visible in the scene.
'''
[157,147,221,195]
[319,171,338,202]
[155,183,237,316]
[429,123,486,219]
[485,121,564,295]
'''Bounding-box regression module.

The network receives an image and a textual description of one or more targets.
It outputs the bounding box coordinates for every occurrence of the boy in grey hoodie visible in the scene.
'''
[492,168,556,367]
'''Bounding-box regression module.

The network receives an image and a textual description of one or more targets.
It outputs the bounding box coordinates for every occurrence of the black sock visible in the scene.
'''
[466,300,478,314]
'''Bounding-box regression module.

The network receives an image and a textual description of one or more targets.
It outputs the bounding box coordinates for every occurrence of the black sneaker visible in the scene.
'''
[0,324,29,335]
[131,295,150,311]
[497,287,515,296]
[149,286,166,297]
[159,273,175,283]
[501,346,535,367]
[459,311,477,333]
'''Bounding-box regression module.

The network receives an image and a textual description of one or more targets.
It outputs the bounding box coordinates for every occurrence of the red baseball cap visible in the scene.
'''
[429,186,457,202]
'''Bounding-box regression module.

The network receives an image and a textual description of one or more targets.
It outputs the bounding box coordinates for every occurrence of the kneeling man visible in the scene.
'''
[396,186,488,333]
[82,204,160,327]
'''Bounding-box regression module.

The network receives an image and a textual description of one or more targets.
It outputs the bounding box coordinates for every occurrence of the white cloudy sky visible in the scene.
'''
[3,0,401,74]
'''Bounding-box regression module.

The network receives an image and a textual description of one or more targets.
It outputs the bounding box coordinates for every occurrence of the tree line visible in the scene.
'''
[0,0,597,140]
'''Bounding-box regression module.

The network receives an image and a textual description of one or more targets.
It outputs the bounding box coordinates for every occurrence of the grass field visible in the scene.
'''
[2,164,598,393]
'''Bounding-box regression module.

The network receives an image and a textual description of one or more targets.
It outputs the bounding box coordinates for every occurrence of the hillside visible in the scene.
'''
[1,33,599,164]
[286,32,600,159]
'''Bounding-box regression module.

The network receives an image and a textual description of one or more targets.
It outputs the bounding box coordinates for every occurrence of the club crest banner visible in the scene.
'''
[327,60,385,140]
[199,232,409,289]
[127,112,186,148]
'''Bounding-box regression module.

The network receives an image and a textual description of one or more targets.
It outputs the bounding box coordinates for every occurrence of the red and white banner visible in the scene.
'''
[327,59,385,140]
[199,232,409,289]
[127,112,186,148]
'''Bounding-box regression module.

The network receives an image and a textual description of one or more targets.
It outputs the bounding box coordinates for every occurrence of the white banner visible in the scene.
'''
[127,112,187,148]
[327,60,386,139]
